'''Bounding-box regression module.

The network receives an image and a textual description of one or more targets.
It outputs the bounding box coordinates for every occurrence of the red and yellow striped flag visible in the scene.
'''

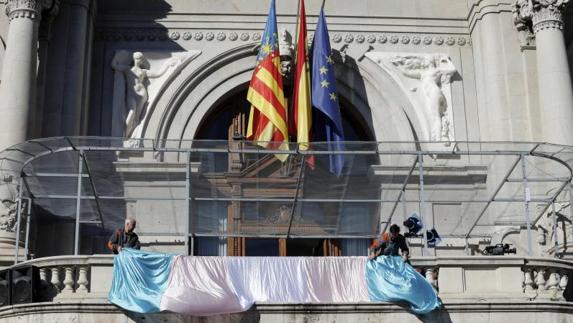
[246,0,289,161]
[290,0,312,151]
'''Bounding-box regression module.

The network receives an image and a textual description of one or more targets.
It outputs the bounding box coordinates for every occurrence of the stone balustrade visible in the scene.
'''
[0,255,571,323]
[5,255,573,303]
[523,258,571,300]
[14,255,114,301]
[411,256,573,301]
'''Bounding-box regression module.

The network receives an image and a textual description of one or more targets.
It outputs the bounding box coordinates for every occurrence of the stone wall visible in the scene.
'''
[1,301,573,323]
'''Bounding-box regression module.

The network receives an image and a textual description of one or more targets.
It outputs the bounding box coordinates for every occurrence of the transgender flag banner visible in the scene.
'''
[108,248,440,316]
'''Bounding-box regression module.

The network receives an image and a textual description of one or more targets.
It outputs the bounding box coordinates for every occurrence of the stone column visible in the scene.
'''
[515,0,573,145]
[42,0,93,137]
[0,0,44,150]
[0,1,57,267]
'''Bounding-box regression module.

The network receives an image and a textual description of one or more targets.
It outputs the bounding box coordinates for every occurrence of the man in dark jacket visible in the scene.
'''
[368,224,410,262]
[108,217,141,254]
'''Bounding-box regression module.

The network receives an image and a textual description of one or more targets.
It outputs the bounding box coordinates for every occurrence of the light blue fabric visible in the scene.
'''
[366,256,441,314]
[108,248,174,313]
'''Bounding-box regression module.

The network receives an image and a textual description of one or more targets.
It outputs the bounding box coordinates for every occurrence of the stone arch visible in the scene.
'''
[142,44,423,147]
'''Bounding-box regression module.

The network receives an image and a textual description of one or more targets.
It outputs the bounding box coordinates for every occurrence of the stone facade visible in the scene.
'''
[0,0,568,305]
[0,0,570,255]
[0,1,566,146]
[0,0,572,320]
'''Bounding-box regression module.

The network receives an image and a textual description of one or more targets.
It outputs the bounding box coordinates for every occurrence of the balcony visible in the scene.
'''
[0,255,571,322]
[0,139,573,321]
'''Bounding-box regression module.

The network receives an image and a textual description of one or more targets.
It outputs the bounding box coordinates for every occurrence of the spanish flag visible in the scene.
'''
[246,0,289,161]
[290,0,312,151]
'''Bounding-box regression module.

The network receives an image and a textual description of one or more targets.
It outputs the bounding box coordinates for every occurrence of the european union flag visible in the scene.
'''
[311,9,345,176]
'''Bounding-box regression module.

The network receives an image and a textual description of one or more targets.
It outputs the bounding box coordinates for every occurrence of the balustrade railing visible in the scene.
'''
[523,258,571,300]
[413,256,572,301]
[2,255,572,304]
[15,255,114,301]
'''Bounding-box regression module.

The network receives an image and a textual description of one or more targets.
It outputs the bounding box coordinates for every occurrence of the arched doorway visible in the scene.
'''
[193,86,376,257]
[195,87,374,141]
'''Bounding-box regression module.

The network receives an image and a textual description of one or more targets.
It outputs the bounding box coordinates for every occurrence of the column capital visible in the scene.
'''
[514,0,570,33]
[5,0,59,21]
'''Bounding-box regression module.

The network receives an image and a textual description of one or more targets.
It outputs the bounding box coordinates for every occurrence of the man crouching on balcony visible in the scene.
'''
[368,224,410,263]
[107,217,141,254]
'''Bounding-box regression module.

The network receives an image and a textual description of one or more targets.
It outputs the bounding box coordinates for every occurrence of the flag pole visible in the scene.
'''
[321,0,326,10]
[294,0,301,61]
[289,0,302,156]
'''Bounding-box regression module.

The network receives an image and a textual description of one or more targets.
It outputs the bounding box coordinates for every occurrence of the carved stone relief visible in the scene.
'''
[514,0,570,34]
[110,50,201,141]
[0,199,19,232]
[365,52,458,146]
[535,202,572,256]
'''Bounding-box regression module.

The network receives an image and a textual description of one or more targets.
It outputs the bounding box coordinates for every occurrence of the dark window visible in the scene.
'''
[245,238,279,256]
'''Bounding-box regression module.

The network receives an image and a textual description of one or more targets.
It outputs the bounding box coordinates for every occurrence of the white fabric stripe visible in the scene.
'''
[159,256,369,316]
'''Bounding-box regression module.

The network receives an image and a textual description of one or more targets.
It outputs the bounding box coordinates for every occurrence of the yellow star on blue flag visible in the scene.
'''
[311,9,345,176]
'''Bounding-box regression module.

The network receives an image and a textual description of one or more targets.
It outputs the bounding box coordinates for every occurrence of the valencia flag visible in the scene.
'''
[246,0,289,161]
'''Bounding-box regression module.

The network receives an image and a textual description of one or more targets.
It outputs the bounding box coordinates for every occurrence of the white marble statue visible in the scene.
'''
[279,28,293,57]
[390,55,456,142]
[111,51,179,139]
[278,28,294,79]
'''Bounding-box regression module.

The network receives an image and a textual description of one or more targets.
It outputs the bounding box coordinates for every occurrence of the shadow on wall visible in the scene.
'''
[417,306,453,323]
[331,44,376,142]
[125,308,261,323]
[121,306,454,323]
[0,35,5,84]
[564,9,573,88]
[564,269,573,301]
[28,0,184,260]
[30,205,118,259]
[24,149,131,259]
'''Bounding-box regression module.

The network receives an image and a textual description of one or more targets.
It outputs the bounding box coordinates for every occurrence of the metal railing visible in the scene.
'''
[0,138,572,263]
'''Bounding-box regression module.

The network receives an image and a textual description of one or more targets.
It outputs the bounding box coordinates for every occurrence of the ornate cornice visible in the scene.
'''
[95,29,472,48]
[5,0,58,21]
[514,0,570,33]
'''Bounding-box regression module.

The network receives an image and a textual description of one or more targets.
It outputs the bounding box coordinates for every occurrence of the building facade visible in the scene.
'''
[0,0,573,321]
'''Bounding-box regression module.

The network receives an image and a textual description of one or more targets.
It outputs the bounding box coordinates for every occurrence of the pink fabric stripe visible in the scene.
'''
[159,256,369,316]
